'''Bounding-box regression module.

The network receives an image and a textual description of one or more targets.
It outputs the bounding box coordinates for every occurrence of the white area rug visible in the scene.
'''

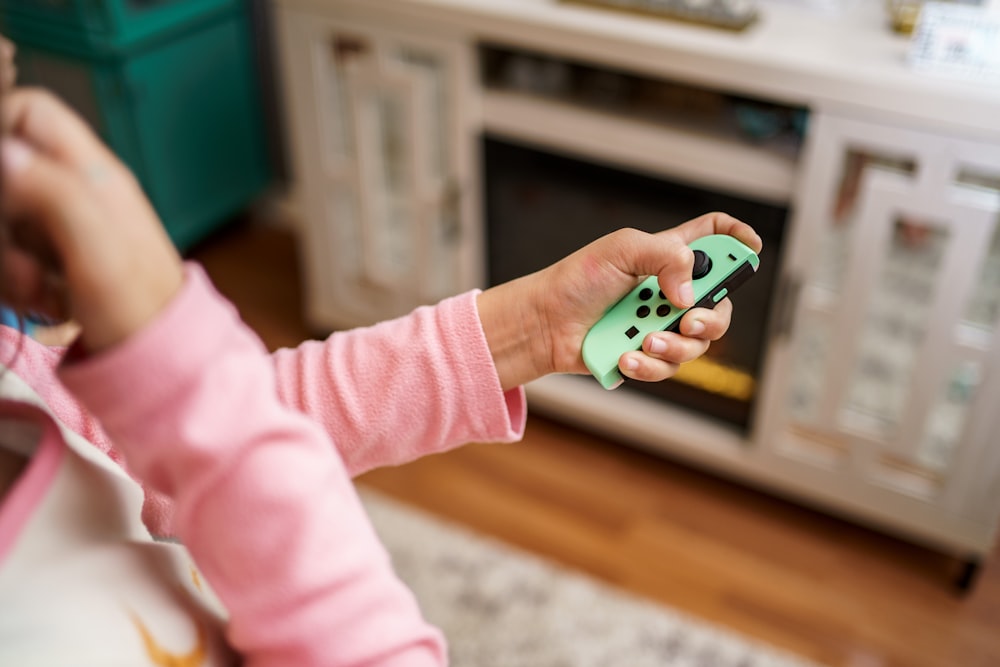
[360,489,823,667]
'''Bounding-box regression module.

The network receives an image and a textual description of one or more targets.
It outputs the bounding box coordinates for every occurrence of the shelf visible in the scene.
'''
[482,89,797,204]
[526,374,748,460]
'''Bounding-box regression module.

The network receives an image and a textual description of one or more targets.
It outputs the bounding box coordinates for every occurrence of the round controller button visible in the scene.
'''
[637,305,651,318]
[657,304,671,317]
[639,287,654,301]
[692,250,712,279]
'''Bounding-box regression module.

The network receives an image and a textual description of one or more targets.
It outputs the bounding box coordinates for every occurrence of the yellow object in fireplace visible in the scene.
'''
[672,356,755,402]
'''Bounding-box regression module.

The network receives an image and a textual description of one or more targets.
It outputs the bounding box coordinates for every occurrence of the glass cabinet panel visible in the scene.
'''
[369,89,415,279]
[782,127,1000,490]
[388,42,463,302]
[319,35,363,163]
[328,191,362,278]
[308,24,471,323]
[787,309,833,425]
[919,360,982,470]
[392,47,449,184]
[810,151,917,296]
[961,180,1000,332]
[840,217,949,440]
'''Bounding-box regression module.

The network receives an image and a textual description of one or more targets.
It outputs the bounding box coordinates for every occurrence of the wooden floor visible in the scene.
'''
[190,217,1000,667]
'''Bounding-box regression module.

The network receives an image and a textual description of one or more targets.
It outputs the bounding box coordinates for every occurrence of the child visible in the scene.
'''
[0,87,761,665]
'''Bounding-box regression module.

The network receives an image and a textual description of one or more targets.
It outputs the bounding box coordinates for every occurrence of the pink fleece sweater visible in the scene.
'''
[0,263,527,665]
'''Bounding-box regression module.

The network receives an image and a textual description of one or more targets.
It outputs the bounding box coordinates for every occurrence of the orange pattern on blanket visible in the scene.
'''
[190,565,204,593]
[130,612,208,667]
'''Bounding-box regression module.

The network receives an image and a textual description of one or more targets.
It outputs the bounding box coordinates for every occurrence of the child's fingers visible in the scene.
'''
[1,137,100,258]
[2,88,113,169]
[1,89,184,351]
[677,298,733,341]
[665,211,763,253]
[618,351,681,383]
[617,301,731,382]
[589,228,696,308]
[619,329,713,381]
[648,214,760,314]
[641,330,711,365]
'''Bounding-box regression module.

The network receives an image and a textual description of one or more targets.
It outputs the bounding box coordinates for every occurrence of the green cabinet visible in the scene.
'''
[1,3,271,249]
[0,0,237,54]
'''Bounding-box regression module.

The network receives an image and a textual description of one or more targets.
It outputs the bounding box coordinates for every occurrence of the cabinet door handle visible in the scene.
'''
[441,178,462,243]
[330,34,371,65]
[773,274,803,340]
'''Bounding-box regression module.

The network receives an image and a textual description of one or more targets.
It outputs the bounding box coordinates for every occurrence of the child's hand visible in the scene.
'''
[0,88,184,352]
[478,213,762,390]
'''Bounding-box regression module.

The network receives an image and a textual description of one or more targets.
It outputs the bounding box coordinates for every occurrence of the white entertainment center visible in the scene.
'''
[271,0,1000,588]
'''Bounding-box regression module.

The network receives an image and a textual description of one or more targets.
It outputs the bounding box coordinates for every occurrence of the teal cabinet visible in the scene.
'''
[0,0,238,54]
[2,4,271,249]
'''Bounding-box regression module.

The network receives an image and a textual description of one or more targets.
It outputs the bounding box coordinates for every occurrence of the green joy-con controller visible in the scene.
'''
[582,234,759,389]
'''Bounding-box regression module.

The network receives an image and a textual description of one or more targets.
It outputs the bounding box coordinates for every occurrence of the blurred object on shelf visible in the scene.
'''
[886,0,926,34]
[756,0,855,15]
[908,1,1000,82]
[559,0,759,32]
[885,0,986,35]
[733,98,808,144]
[479,43,808,159]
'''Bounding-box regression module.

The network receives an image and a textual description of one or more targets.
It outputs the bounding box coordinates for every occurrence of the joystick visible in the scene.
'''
[691,250,712,279]
[582,234,759,389]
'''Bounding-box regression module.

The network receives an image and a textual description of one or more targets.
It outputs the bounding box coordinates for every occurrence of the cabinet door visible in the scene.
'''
[757,112,1000,553]
[277,10,479,329]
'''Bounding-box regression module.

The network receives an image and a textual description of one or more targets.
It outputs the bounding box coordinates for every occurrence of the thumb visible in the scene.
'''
[604,229,695,309]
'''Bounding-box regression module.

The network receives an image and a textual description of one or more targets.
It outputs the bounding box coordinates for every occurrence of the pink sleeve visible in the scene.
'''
[58,264,447,667]
[271,292,527,476]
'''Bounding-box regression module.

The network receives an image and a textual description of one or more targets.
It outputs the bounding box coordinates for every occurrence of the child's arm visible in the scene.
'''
[270,291,526,477]
[270,214,760,477]
[59,265,447,666]
[4,88,447,664]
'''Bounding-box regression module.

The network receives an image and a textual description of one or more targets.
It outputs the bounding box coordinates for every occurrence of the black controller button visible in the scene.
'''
[625,325,640,339]
[636,305,651,318]
[657,304,671,317]
[639,287,654,301]
[692,250,712,279]
[659,290,665,300]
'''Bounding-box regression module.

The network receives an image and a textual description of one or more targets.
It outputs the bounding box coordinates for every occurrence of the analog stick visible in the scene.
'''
[692,250,712,279]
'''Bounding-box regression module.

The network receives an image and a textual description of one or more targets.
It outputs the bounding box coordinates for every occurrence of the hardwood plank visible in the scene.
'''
[190,217,1000,667]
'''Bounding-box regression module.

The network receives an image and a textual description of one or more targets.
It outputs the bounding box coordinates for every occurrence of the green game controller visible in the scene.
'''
[582,234,760,389]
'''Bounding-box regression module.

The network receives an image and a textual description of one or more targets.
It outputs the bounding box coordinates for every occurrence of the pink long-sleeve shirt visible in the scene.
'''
[0,263,527,665]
